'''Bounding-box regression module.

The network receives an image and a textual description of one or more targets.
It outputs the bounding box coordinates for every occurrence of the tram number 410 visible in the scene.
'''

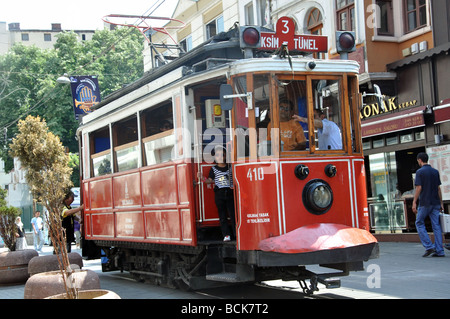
[247,167,264,181]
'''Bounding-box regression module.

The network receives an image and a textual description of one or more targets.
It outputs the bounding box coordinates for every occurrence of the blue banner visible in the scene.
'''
[70,76,101,119]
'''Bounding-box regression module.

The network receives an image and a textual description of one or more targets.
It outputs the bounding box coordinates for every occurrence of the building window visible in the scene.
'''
[307,8,324,59]
[257,0,268,26]
[180,35,193,52]
[206,15,224,39]
[336,0,355,31]
[44,33,52,41]
[308,8,323,35]
[376,0,394,36]
[21,33,29,41]
[245,3,255,25]
[404,0,427,33]
[82,34,86,41]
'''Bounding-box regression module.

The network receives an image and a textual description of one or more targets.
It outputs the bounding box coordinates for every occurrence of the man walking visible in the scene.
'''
[31,211,44,252]
[412,152,445,257]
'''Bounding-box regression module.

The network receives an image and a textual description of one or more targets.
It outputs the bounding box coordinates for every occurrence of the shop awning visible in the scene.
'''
[362,105,426,138]
[434,101,450,124]
[387,43,450,70]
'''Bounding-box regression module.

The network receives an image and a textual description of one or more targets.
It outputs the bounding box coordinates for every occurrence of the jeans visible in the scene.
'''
[33,230,44,251]
[415,205,444,255]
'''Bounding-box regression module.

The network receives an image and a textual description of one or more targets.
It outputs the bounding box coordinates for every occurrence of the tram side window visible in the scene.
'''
[311,79,343,151]
[113,115,139,172]
[254,75,271,157]
[90,127,112,177]
[141,102,174,166]
[348,75,361,153]
[271,79,309,152]
[234,76,250,159]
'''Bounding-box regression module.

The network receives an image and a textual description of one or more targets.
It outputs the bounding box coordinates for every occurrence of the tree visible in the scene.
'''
[0,186,22,251]
[0,205,22,252]
[0,27,144,172]
[10,115,76,297]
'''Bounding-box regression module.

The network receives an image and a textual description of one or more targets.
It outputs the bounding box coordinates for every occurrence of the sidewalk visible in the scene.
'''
[1,241,450,299]
[0,244,202,299]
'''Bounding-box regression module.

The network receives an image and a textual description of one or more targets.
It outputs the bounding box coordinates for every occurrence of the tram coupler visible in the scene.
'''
[298,268,343,295]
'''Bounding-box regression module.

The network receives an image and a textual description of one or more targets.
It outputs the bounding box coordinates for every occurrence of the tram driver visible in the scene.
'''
[267,99,307,151]
[293,108,342,150]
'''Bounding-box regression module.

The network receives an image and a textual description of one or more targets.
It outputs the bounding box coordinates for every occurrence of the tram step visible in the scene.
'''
[320,277,341,289]
[206,272,241,283]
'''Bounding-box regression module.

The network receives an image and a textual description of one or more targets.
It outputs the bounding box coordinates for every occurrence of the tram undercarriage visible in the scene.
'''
[93,238,378,294]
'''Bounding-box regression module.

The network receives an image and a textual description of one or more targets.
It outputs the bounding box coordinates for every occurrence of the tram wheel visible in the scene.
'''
[175,268,193,291]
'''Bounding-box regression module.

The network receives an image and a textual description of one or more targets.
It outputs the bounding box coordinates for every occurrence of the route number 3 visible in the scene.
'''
[280,19,290,34]
[276,17,295,37]
[247,167,264,181]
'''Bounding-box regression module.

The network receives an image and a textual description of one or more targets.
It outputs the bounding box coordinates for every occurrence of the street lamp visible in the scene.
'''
[56,73,70,84]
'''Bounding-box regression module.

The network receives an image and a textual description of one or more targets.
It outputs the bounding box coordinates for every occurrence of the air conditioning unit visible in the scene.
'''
[411,43,419,55]
[402,47,412,57]
[419,41,428,52]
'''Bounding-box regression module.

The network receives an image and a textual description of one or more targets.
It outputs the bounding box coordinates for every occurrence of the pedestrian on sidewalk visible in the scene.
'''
[15,216,27,250]
[412,152,445,257]
[31,211,44,252]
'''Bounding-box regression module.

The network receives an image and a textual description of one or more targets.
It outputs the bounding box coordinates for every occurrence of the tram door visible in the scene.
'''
[192,83,234,234]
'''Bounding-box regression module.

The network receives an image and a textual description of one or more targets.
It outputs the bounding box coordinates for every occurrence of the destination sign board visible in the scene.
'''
[259,17,328,53]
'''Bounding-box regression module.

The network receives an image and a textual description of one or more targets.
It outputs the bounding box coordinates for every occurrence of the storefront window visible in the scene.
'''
[386,136,398,145]
[368,152,407,231]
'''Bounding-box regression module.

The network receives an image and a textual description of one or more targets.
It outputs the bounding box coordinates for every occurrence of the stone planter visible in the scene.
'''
[46,289,120,299]
[0,249,38,284]
[28,252,83,276]
[24,269,100,299]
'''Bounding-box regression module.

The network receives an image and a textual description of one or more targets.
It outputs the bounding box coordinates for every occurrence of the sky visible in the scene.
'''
[0,0,179,31]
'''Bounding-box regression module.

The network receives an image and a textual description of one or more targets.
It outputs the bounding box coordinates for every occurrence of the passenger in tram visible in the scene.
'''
[198,146,236,242]
[267,99,307,151]
[159,120,173,132]
[293,109,342,150]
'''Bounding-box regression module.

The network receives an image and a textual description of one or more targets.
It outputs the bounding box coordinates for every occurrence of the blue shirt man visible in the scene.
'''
[293,109,342,150]
[413,152,444,257]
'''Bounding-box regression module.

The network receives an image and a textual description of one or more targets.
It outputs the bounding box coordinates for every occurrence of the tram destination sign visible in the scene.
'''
[260,17,328,53]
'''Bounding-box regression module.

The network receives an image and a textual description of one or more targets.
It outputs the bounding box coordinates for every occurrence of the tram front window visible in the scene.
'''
[272,79,310,153]
[311,79,343,151]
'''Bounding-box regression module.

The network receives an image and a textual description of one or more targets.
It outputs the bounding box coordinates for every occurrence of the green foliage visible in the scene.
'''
[0,186,6,207]
[10,115,73,215]
[0,27,144,172]
[68,153,80,187]
[0,191,22,251]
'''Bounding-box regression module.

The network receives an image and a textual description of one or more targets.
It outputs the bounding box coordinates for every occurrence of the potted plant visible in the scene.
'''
[9,115,111,298]
[0,187,38,284]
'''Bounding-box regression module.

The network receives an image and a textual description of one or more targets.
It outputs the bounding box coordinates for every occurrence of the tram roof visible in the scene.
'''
[80,27,360,129]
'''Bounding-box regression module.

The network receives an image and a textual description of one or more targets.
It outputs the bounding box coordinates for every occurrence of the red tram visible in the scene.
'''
[78,21,378,294]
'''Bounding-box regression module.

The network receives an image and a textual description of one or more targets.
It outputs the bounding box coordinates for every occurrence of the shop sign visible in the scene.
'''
[361,97,418,120]
[434,100,450,124]
[361,105,426,138]
[427,144,450,201]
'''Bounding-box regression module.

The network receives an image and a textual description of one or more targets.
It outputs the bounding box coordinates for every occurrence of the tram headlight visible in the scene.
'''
[303,179,333,215]
[240,26,261,48]
[336,31,356,53]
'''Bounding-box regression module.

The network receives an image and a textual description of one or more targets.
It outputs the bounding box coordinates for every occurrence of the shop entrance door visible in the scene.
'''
[368,152,407,231]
